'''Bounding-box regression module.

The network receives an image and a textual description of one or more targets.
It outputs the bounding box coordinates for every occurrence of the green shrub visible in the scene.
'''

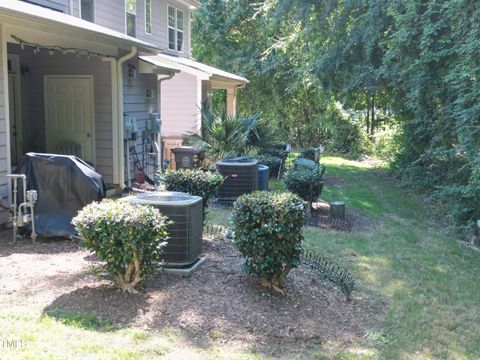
[72,199,169,294]
[162,169,224,208]
[255,154,283,177]
[231,191,306,293]
[283,166,325,208]
[259,147,288,159]
[299,147,317,161]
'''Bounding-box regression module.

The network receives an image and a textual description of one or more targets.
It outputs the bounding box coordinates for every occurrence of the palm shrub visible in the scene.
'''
[185,105,278,162]
[72,199,169,294]
[162,169,224,210]
[283,165,325,211]
[231,191,306,293]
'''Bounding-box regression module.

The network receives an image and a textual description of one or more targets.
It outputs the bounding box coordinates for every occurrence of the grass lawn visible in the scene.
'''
[1,156,479,359]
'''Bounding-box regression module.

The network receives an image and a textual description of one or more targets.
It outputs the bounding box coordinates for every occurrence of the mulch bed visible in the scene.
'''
[0,230,384,356]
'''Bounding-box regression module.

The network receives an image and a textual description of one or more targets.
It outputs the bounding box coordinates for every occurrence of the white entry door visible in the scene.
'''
[44,76,95,163]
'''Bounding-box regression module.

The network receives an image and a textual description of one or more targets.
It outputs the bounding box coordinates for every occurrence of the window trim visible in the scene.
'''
[167,4,184,53]
[79,0,95,23]
[145,0,152,35]
[125,0,137,37]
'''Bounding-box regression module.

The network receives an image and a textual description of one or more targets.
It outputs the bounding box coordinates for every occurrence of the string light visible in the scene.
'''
[11,35,116,59]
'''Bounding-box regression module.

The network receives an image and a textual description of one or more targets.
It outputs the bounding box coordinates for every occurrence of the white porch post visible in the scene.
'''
[108,58,119,185]
[226,87,237,117]
[1,24,12,201]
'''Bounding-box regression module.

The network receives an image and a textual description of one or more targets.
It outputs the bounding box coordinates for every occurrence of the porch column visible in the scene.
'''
[226,87,237,117]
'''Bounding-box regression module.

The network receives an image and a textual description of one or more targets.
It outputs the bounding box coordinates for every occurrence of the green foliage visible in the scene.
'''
[193,0,480,228]
[299,148,316,161]
[185,105,277,162]
[162,169,224,208]
[254,154,282,177]
[373,125,402,162]
[72,199,169,294]
[283,166,325,206]
[192,1,373,157]
[231,191,306,291]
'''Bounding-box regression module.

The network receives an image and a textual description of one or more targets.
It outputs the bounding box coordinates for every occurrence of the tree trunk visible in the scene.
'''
[370,96,375,136]
[260,265,293,295]
[112,250,143,294]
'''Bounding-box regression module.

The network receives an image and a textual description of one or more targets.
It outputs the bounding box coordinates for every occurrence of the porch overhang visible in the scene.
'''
[140,53,249,87]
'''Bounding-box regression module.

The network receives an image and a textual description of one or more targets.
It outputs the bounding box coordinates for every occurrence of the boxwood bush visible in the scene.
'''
[255,154,283,178]
[72,199,169,294]
[283,166,325,210]
[231,191,306,293]
[162,169,224,208]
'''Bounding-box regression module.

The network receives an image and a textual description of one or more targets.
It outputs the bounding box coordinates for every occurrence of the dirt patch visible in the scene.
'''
[0,230,384,356]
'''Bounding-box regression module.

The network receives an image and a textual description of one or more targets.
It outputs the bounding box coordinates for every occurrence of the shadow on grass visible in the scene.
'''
[42,285,150,331]
[42,309,118,332]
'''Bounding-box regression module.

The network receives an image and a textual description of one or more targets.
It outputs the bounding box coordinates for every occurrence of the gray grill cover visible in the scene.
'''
[15,153,106,238]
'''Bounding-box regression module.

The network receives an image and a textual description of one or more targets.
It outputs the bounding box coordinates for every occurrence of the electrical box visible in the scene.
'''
[148,113,161,134]
[124,114,138,141]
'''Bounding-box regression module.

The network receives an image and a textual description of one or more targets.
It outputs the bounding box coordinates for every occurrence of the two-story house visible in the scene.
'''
[0,0,247,214]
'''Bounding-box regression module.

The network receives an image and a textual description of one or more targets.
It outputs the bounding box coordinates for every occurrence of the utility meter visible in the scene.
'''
[124,114,138,141]
[148,113,161,134]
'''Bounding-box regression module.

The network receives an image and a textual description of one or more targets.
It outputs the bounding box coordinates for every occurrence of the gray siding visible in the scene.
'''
[8,44,114,184]
[123,58,158,181]
[94,0,126,34]
[22,0,69,12]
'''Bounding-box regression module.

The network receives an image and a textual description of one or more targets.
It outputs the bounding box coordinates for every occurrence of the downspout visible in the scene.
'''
[117,46,137,189]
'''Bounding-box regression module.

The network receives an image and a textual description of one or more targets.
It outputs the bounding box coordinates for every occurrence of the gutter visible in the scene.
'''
[117,46,138,189]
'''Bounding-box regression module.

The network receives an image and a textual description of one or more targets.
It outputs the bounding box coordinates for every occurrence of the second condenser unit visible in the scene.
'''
[216,157,259,202]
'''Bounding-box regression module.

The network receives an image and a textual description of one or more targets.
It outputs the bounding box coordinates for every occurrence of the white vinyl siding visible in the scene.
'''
[161,71,200,136]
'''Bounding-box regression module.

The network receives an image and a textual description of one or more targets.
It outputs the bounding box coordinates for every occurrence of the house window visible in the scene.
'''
[126,0,136,37]
[168,5,184,52]
[80,0,94,22]
[145,0,152,35]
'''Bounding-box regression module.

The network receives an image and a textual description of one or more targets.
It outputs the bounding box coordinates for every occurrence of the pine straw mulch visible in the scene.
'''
[0,230,385,356]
